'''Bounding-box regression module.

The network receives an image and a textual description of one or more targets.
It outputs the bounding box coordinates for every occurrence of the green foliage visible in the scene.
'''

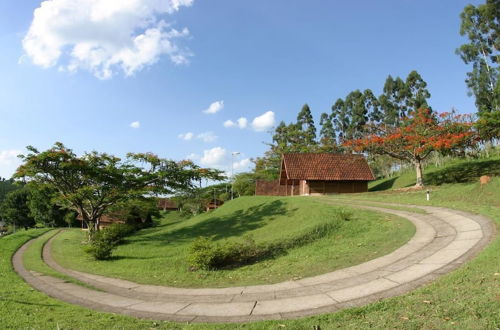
[0,188,35,230]
[15,142,222,233]
[108,198,159,228]
[84,224,136,260]
[475,110,500,141]
[232,172,258,196]
[26,184,69,227]
[0,177,19,204]
[457,0,499,114]
[188,209,351,270]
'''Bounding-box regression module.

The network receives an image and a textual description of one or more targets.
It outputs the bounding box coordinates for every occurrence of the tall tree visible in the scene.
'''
[319,112,338,152]
[344,109,476,187]
[345,90,367,139]
[457,0,500,115]
[379,75,406,126]
[404,70,431,112]
[296,104,317,146]
[332,98,350,143]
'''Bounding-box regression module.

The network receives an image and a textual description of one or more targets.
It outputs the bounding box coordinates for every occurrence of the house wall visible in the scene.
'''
[308,180,368,195]
[255,180,299,196]
[256,180,368,196]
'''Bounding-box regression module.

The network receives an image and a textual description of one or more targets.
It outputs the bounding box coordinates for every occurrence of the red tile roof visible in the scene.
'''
[281,153,375,181]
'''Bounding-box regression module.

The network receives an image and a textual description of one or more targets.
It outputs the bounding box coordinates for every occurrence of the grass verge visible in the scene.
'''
[49,196,414,287]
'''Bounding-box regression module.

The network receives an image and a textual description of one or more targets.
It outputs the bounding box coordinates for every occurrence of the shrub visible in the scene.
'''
[187,209,351,270]
[101,223,136,244]
[83,224,136,260]
[83,234,115,260]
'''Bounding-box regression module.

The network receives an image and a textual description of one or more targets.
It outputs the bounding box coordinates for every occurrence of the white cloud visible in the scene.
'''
[224,117,247,129]
[129,121,140,128]
[22,0,193,79]
[178,132,194,140]
[237,117,248,129]
[203,100,224,114]
[196,131,218,143]
[0,150,22,179]
[223,120,235,128]
[185,153,198,160]
[233,158,251,171]
[179,131,217,142]
[252,111,275,132]
[200,147,227,167]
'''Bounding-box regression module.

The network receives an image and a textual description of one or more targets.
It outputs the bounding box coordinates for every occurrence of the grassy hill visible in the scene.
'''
[49,196,414,288]
[3,156,499,329]
[369,156,500,191]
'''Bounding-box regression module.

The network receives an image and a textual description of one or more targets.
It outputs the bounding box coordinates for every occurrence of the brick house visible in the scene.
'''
[256,153,375,196]
[157,198,179,211]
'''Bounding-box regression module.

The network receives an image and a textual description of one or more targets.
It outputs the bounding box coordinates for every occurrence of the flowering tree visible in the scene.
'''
[15,142,223,235]
[344,109,477,187]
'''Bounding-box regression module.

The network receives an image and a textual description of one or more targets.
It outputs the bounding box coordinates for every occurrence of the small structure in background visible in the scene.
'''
[77,214,125,230]
[157,198,179,211]
[205,199,224,211]
[256,153,375,196]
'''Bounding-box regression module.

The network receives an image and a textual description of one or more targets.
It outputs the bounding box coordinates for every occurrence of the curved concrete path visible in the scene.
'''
[13,203,495,323]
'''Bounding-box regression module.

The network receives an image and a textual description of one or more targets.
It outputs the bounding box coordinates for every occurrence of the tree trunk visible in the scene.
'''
[414,159,424,187]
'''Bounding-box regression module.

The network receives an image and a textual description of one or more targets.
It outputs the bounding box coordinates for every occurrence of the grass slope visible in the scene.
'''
[3,157,498,329]
[49,196,414,287]
[370,156,500,191]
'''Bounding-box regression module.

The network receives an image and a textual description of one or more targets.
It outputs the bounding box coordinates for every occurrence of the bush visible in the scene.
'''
[101,224,136,244]
[83,234,115,260]
[187,208,352,270]
[83,224,136,260]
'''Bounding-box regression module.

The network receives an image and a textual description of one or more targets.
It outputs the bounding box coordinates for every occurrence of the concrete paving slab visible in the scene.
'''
[455,230,483,240]
[127,301,189,314]
[444,238,480,250]
[419,248,467,264]
[252,294,336,315]
[385,263,444,284]
[241,281,303,294]
[296,269,354,286]
[176,301,256,317]
[326,278,399,303]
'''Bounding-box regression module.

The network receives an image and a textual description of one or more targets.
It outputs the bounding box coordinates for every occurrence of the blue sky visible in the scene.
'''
[0,0,482,178]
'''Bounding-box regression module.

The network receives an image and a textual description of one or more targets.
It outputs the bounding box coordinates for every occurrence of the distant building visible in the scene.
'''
[205,199,224,211]
[76,214,125,230]
[256,153,375,196]
[157,198,179,211]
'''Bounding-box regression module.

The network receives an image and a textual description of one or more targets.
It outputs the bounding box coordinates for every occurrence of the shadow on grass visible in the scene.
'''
[369,177,399,192]
[426,159,500,185]
[135,200,295,244]
[0,297,59,307]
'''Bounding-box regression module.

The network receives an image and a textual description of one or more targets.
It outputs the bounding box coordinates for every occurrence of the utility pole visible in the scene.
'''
[231,152,240,200]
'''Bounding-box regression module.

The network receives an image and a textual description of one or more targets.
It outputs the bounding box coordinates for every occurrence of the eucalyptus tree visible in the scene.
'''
[331,98,350,143]
[404,70,431,112]
[457,0,499,115]
[319,112,338,152]
[296,104,317,147]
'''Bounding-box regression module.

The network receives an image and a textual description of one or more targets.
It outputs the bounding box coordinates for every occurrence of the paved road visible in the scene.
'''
[12,202,495,323]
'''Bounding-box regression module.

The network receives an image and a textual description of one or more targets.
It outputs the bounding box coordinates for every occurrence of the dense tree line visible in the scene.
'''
[252,70,432,179]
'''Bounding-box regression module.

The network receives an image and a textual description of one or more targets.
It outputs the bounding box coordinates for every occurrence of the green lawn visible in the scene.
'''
[369,156,500,191]
[3,157,499,329]
[48,196,414,287]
